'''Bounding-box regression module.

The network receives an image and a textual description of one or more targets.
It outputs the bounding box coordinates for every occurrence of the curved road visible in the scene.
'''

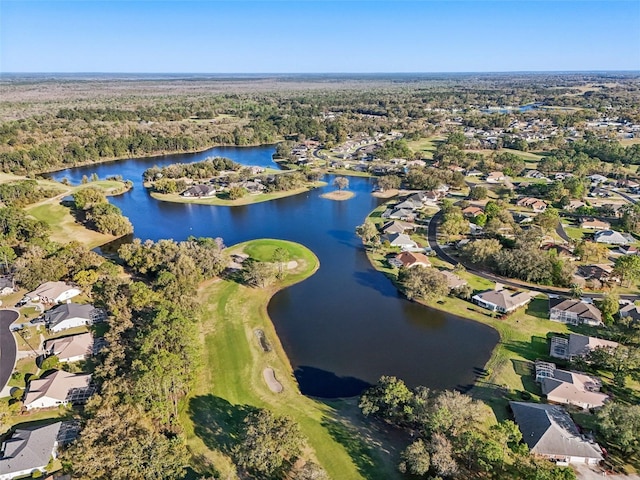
[427,210,639,301]
[0,309,19,394]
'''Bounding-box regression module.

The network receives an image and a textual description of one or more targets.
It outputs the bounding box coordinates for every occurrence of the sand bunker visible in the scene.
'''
[263,367,283,393]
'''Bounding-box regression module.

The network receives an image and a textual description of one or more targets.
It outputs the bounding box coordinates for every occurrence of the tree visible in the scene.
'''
[227,186,246,200]
[597,402,640,454]
[587,345,640,387]
[428,433,458,477]
[377,175,401,192]
[468,185,488,200]
[233,409,303,478]
[398,267,448,301]
[40,355,60,371]
[613,254,640,287]
[576,241,610,263]
[459,239,502,265]
[535,207,560,233]
[272,247,289,279]
[398,439,430,475]
[599,292,619,325]
[242,260,277,288]
[355,222,379,246]
[333,176,349,191]
[359,376,414,425]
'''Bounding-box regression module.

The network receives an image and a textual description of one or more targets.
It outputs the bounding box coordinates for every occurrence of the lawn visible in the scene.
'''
[180,239,403,480]
[406,136,444,159]
[151,181,326,206]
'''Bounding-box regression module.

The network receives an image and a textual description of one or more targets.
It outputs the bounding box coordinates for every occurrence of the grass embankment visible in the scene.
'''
[150,181,326,206]
[181,239,402,480]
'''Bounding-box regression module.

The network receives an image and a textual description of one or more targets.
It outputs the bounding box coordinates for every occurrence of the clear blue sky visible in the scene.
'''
[1,1,639,73]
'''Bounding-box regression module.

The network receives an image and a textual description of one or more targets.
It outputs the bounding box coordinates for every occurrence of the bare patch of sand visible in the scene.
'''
[263,367,283,393]
[321,190,355,201]
[286,260,298,270]
[372,189,399,199]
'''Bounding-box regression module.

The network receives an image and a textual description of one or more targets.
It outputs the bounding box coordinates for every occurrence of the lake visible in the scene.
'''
[49,145,499,397]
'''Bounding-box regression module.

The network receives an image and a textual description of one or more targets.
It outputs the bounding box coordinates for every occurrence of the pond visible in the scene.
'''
[49,145,498,397]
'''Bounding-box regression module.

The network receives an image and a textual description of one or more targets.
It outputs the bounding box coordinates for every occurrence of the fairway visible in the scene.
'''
[182,239,403,479]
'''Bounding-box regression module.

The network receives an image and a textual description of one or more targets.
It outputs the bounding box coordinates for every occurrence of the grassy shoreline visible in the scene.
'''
[181,239,403,479]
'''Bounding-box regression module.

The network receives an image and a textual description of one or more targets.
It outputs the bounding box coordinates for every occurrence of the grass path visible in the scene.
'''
[181,239,403,480]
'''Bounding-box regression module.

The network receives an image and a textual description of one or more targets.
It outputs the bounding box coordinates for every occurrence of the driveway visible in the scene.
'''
[0,309,19,394]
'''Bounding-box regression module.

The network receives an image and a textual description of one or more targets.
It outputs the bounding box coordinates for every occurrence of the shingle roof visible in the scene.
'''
[0,422,61,477]
[27,282,78,301]
[567,333,618,358]
[24,371,92,408]
[510,402,603,461]
[549,298,602,323]
[44,333,94,362]
[540,369,609,408]
[475,289,532,311]
[44,303,95,329]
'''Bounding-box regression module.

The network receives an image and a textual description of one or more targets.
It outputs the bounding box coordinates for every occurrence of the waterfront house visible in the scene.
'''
[44,303,105,333]
[23,371,93,410]
[392,251,431,269]
[548,297,603,326]
[44,333,94,363]
[594,229,634,245]
[380,233,418,251]
[0,422,61,480]
[509,402,603,465]
[440,270,467,290]
[181,184,216,198]
[26,282,81,305]
[535,361,609,410]
[472,285,533,314]
[550,333,619,361]
[380,220,415,235]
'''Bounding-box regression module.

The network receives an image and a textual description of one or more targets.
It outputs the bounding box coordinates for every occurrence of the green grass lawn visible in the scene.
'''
[406,136,444,159]
[180,239,403,480]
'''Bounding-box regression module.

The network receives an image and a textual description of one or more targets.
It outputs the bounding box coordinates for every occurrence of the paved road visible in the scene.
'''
[555,222,571,243]
[0,309,19,394]
[427,210,639,301]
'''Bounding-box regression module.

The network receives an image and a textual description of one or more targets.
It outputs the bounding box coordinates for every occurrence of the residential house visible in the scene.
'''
[472,285,533,314]
[516,197,548,213]
[486,171,506,183]
[618,178,640,189]
[618,244,639,255]
[619,302,640,324]
[380,233,418,251]
[548,297,603,326]
[462,206,484,218]
[550,333,619,361]
[381,220,414,235]
[541,244,577,261]
[0,276,14,296]
[466,169,483,177]
[0,422,61,480]
[512,213,534,225]
[580,218,611,230]
[44,303,105,333]
[23,371,93,410]
[594,229,634,245]
[565,200,586,212]
[589,187,611,198]
[535,361,609,410]
[509,402,603,465]
[43,333,94,363]
[391,251,431,269]
[588,174,608,185]
[440,270,467,290]
[26,282,81,305]
[381,208,415,222]
[182,184,216,197]
[395,198,422,210]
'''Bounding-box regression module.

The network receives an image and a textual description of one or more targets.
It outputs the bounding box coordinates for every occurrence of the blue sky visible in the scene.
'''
[1,1,639,73]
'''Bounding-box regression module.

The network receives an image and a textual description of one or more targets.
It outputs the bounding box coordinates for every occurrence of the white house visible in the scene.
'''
[472,286,533,314]
[26,282,81,304]
[510,402,603,465]
[594,229,634,245]
[44,332,94,363]
[23,371,92,410]
[44,303,104,333]
[0,422,61,480]
[380,233,418,251]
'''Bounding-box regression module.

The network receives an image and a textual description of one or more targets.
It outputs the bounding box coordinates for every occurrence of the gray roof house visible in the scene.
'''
[0,422,61,480]
[510,402,603,465]
[380,233,418,250]
[620,303,640,324]
[472,286,533,314]
[549,297,602,326]
[181,184,216,197]
[594,229,634,246]
[550,333,619,361]
[44,332,94,363]
[44,303,104,333]
[535,361,609,410]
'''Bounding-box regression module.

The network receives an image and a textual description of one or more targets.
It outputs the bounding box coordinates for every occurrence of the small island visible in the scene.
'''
[321,176,355,201]
[144,156,326,206]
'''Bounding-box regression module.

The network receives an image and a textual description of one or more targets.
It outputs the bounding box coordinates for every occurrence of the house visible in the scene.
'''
[381,220,415,235]
[618,178,640,189]
[44,303,105,333]
[550,333,619,361]
[466,169,483,177]
[548,297,603,326]
[0,276,14,296]
[181,184,216,198]
[619,302,640,323]
[486,171,506,183]
[565,200,586,212]
[541,244,577,261]
[577,264,616,283]
[516,197,548,212]
[392,251,431,269]
[580,218,611,230]
[380,233,418,250]
[618,244,639,255]
[472,285,533,314]
[535,361,609,410]
[440,270,467,290]
[588,174,608,184]
[462,206,483,218]
[594,229,634,245]
[43,333,94,363]
[26,282,81,305]
[589,187,611,198]
[23,371,93,410]
[509,402,604,465]
[382,209,415,221]
[0,422,61,480]
[395,198,422,210]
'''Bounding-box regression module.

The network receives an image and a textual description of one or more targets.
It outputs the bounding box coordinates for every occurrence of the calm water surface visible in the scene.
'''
[50,145,499,397]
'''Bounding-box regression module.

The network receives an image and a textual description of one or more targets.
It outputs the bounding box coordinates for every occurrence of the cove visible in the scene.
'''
[49,145,499,398]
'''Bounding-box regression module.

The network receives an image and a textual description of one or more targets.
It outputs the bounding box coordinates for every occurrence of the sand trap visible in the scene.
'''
[372,189,399,198]
[286,260,298,270]
[321,190,354,201]
[263,367,283,393]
